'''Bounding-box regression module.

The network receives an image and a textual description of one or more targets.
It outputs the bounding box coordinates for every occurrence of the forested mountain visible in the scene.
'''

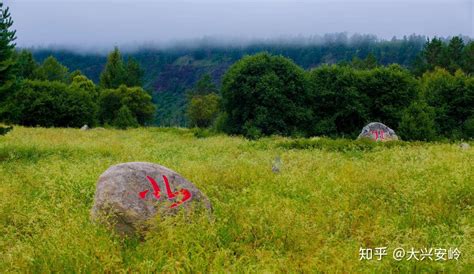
[30,34,429,125]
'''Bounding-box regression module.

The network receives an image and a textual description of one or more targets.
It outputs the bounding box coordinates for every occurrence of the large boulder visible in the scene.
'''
[91,162,211,235]
[357,122,399,141]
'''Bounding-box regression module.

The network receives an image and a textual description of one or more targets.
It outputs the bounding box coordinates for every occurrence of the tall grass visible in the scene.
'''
[0,127,472,272]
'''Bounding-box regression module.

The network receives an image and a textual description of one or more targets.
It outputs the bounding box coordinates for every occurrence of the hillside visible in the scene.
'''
[0,127,472,272]
[31,35,427,126]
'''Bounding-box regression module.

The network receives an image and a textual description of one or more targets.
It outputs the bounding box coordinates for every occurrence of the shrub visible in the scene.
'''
[0,126,12,135]
[463,116,474,139]
[99,85,155,126]
[278,137,410,152]
[398,101,437,141]
[9,80,97,127]
[113,105,139,129]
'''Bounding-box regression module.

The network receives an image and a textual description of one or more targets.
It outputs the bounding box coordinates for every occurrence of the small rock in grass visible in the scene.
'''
[460,143,470,150]
[272,156,282,173]
[80,124,90,131]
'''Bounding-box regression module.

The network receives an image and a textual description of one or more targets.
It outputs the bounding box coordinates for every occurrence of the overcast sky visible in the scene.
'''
[5,0,473,51]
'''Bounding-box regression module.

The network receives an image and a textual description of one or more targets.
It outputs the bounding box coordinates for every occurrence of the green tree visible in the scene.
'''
[413,36,470,75]
[462,41,474,75]
[0,2,18,123]
[15,49,37,80]
[398,101,437,141]
[357,64,418,129]
[35,56,69,82]
[124,57,143,87]
[185,73,220,128]
[187,93,220,128]
[446,36,464,73]
[67,69,83,83]
[99,85,155,126]
[100,47,126,89]
[222,53,312,137]
[350,52,378,69]
[70,75,98,99]
[421,68,474,138]
[424,38,446,69]
[308,65,369,137]
[113,105,139,129]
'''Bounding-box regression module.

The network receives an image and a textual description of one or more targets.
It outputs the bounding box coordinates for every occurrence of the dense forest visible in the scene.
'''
[30,34,432,126]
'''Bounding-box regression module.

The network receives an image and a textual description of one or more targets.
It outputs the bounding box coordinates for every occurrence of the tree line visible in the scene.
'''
[4,47,155,129]
[190,40,473,140]
[30,34,430,126]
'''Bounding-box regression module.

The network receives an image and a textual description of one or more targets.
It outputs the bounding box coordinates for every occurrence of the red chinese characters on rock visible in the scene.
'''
[139,175,192,208]
[371,130,385,141]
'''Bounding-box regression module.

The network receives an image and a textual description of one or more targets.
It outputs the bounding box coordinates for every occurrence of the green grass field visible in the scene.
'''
[0,127,472,272]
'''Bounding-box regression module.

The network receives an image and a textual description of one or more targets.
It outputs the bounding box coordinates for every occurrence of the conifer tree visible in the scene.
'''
[0,3,16,95]
[35,56,69,82]
[100,47,126,89]
[15,49,38,80]
[125,57,143,87]
[0,3,17,130]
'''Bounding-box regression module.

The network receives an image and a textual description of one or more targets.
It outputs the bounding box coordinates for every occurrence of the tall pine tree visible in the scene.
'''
[99,47,126,89]
[0,2,17,130]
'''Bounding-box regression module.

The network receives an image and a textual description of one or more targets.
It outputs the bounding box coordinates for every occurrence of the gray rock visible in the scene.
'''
[460,143,470,150]
[357,122,399,141]
[91,162,212,235]
[80,124,90,131]
[272,156,282,173]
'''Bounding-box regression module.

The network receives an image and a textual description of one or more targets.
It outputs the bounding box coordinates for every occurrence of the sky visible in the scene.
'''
[5,0,474,51]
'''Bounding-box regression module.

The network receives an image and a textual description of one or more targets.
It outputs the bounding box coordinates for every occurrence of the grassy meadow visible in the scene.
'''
[0,127,472,272]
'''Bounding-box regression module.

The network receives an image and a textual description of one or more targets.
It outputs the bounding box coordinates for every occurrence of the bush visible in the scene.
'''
[398,101,437,141]
[8,80,97,127]
[307,64,418,138]
[192,128,217,139]
[277,137,408,152]
[463,116,474,139]
[113,105,139,129]
[211,112,228,133]
[0,126,13,135]
[221,52,312,138]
